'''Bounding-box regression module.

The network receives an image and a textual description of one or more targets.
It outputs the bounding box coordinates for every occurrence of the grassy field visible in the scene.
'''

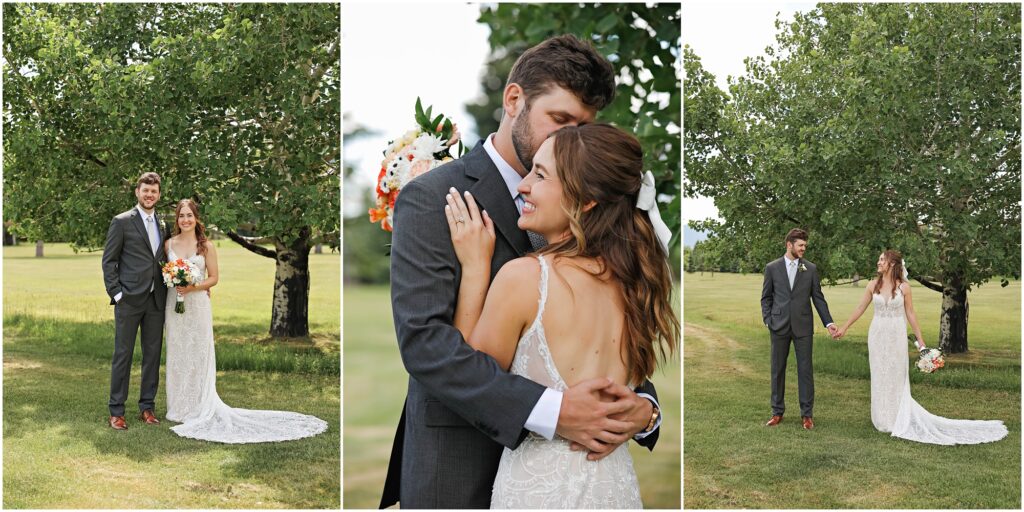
[684,272,1020,509]
[343,284,681,509]
[3,242,340,509]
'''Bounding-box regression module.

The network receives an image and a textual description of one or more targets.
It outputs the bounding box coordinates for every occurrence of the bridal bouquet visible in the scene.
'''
[916,348,945,373]
[368,98,464,232]
[162,259,203,314]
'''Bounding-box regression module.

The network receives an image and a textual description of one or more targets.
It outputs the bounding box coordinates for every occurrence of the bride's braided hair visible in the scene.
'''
[874,249,904,299]
[537,123,678,385]
[172,199,209,256]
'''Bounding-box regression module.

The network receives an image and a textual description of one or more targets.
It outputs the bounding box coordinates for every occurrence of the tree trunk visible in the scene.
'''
[938,274,969,353]
[35,240,44,258]
[270,227,311,338]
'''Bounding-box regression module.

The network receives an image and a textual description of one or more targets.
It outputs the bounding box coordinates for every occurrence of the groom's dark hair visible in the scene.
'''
[136,172,161,191]
[785,228,808,244]
[507,34,616,110]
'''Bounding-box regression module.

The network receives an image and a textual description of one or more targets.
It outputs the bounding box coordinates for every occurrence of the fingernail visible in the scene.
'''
[446,194,452,200]
[465,191,471,197]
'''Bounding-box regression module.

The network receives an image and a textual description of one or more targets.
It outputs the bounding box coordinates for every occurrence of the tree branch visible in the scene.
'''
[913,275,944,293]
[225,230,277,259]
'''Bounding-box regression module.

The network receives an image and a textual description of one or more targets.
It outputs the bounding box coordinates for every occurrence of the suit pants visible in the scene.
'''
[109,292,163,416]
[770,329,814,417]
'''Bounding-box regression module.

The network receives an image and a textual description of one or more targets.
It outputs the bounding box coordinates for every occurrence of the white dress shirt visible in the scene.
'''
[114,205,159,304]
[783,253,835,329]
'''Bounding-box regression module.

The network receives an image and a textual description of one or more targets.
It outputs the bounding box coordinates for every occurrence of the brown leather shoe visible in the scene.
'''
[765,415,783,426]
[139,410,160,425]
[802,416,814,430]
[109,416,127,430]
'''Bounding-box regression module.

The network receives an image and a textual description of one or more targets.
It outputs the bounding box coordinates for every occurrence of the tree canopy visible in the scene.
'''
[685,3,1021,351]
[4,3,340,336]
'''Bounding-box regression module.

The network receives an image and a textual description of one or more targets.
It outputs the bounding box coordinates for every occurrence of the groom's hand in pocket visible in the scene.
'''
[556,378,635,458]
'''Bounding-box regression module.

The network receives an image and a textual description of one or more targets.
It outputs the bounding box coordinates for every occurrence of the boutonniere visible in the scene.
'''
[798,263,807,272]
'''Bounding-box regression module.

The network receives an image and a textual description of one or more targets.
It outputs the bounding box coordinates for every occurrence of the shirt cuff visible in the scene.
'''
[634,392,662,440]
[524,388,562,440]
[114,291,123,303]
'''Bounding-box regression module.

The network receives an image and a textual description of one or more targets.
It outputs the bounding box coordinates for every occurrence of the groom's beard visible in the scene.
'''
[511,105,537,171]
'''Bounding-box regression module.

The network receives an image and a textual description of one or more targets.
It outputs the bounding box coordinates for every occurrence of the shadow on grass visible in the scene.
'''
[4,314,340,508]
[5,314,339,376]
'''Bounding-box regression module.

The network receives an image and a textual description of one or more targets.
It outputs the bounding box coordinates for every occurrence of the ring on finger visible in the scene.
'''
[457,217,465,223]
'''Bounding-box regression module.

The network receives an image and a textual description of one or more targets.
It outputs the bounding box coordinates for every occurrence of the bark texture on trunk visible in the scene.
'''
[938,273,969,353]
[270,227,311,338]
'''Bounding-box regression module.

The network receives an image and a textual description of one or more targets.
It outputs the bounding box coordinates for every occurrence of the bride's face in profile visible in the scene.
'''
[516,138,569,242]
[177,207,197,234]
[876,253,891,274]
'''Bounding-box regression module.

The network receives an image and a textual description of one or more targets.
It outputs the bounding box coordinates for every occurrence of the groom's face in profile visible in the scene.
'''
[511,85,596,172]
[786,239,807,259]
[135,182,161,211]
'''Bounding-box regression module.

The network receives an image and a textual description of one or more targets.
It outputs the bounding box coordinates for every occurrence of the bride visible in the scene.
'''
[444,123,679,508]
[835,250,1007,445]
[162,198,328,443]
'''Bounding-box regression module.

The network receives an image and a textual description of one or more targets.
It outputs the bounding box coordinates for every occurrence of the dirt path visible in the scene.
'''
[684,322,754,376]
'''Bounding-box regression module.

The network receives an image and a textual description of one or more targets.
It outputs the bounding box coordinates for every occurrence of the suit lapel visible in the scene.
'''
[131,208,157,261]
[463,144,531,256]
[792,258,805,292]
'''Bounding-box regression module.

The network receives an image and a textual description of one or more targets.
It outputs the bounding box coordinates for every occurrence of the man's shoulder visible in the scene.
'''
[801,259,817,270]
[766,257,784,270]
[113,209,136,222]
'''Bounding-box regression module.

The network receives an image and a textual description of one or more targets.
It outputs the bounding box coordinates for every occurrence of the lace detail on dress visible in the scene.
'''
[164,247,328,444]
[491,255,642,509]
[868,289,1007,445]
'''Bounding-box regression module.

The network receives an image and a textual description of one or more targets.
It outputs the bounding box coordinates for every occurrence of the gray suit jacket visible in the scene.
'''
[761,257,833,338]
[385,144,547,509]
[101,207,168,309]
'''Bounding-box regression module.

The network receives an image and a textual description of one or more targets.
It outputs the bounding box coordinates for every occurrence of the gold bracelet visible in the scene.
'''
[644,405,660,433]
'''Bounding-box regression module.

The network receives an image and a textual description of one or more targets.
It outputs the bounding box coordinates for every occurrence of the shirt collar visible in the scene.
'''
[784,254,798,266]
[482,133,523,200]
[136,204,155,221]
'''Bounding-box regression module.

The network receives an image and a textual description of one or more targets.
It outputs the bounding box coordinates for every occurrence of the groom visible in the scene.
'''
[383,35,662,509]
[101,172,168,430]
[760,228,836,430]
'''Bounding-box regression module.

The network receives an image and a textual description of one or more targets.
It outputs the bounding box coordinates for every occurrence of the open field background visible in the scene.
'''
[3,243,340,509]
[684,272,1020,509]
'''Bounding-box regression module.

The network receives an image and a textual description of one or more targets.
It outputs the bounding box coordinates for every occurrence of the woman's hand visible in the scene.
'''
[445,187,495,271]
[175,285,197,296]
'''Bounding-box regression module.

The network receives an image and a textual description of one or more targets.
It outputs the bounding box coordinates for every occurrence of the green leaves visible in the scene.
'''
[4,3,340,250]
[685,4,1020,292]
[473,3,681,250]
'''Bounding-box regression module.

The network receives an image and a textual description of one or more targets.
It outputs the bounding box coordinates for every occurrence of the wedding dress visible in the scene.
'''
[164,247,328,443]
[490,255,642,509]
[867,289,1007,445]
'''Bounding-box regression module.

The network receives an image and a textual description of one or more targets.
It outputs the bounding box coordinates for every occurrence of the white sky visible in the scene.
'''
[341,3,490,218]
[682,1,815,223]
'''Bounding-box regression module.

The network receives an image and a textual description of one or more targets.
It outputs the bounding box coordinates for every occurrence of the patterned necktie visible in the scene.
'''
[146,215,160,256]
[788,260,797,289]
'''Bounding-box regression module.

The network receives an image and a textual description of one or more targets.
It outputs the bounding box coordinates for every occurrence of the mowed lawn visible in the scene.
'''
[3,242,341,509]
[343,284,681,509]
[684,271,1020,509]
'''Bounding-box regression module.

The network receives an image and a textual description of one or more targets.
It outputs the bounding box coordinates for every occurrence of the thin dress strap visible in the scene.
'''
[533,254,550,329]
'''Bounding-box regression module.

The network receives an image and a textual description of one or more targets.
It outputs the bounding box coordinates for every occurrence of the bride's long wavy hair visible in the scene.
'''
[874,249,904,299]
[172,199,209,256]
[537,123,679,385]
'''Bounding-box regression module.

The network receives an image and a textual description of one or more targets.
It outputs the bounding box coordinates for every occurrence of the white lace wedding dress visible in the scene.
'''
[868,289,1007,445]
[490,255,642,509]
[164,248,328,443]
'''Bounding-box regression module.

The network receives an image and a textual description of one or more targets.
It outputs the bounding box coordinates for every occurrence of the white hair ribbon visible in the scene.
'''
[636,171,672,254]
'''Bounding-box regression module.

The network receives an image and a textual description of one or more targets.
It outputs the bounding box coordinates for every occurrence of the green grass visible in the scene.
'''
[343,284,681,508]
[683,272,1020,509]
[3,242,340,509]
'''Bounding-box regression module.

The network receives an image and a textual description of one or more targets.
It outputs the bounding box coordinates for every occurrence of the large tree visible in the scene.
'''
[473,3,682,249]
[3,3,340,337]
[685,3,1021,352]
